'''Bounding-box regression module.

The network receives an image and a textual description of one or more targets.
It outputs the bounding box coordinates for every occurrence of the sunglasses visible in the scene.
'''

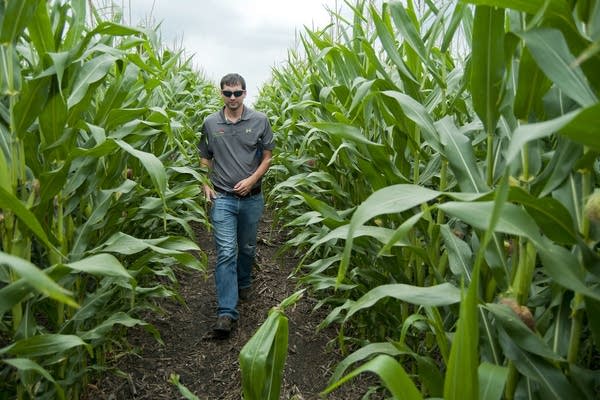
[222,90,245,98]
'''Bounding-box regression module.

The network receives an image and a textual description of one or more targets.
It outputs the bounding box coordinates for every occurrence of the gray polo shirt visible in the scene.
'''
[199,106,275,192]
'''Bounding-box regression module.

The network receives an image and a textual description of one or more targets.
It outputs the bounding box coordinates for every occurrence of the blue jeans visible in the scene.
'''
[210,192,264,319]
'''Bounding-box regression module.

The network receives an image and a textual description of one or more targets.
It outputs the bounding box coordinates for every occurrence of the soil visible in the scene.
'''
[86,210,381,400]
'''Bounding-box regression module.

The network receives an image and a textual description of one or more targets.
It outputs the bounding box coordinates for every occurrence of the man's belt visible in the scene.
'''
[214,186,261,198]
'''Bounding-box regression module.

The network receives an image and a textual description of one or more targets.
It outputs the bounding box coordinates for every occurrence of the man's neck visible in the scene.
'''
[224,105,243,122]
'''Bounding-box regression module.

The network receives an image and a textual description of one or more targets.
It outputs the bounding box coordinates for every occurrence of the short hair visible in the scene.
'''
[220,73,246,90]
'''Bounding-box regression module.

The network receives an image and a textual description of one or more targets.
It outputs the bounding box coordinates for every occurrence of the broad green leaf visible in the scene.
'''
[517,28,597,107]
[64,253,132,279]
[441,224,474,281]
[436,117,488,193]
[389,2,444,87]
[505,110,580,164]
[439,201,541,240]
[0,280,29,315]
[478,362,509,400]
[239,309,288,400]
[444,277,479,400]
[328,342,405,384]
[2,358,65,399]
[12,77,51,137]
[508,187,577,245]
[39,92,68,154]
[535,238,600,301]
[382,90,442,153]
[0,0,38,43]
[27,0,54,54]
[0,43,20,96]
[0,334,90,357]
[80,312,148,341]
[345,283,461,320]
[498,329,581,399]
[486,303,564,360]
[370,4,418,84]
[67,53,117,108]
[309,122,383,147]
[339,184,440,285]
[514,46,552,120]
[470,5,505,133]
[0,252,76,308]
[115,139,167,194]
[321,354,423,400]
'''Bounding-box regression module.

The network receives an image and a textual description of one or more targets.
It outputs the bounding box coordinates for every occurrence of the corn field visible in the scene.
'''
[1,0,600,399]
[251,0,600,398]
[0,0,217,398]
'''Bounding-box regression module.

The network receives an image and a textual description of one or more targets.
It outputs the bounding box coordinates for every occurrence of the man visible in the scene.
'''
[199,73,274,338]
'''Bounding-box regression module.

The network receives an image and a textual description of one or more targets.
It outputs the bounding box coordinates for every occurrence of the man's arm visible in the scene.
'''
[233,150,272,196]
[200,157,216,201]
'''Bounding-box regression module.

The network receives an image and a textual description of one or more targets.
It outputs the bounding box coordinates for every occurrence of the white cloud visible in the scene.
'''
[126,0,341,104]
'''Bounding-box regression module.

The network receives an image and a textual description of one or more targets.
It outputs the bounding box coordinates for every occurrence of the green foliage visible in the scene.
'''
[0,1,218,397]
[255,0,600,398]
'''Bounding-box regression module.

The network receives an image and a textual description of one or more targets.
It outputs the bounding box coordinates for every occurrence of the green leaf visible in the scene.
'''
[0,43,21,96]
[470,5,505,133]
[436,117,488,193]
[309,122,384,147]
[0,0,39,43]
[486,303,564,360]
[0,252,76,308]
[339,184,440,285]
[115,139,167,194]
[80,312,148,341]
[508,187,577,245]
[0,334,90,357]
[64,253,132,279]
[345,283,461,320]
[2,358,65,400]
[370,4,418,84]
[321,354,423,399]
[498,329,581,399]
[382,90,442,153]
[514,46,552,120]
[517,28,597,107]
[478,362,509,400]
[67,53,117,108]
[12,77,51,137]
[239,310,288,400]
[27,0,55,54]
[441,224,474,280]
[328,342,405,385]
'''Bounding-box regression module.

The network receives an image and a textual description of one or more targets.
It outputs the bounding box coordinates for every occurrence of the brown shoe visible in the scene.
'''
[239,286,252,302]
[214,315,234,338]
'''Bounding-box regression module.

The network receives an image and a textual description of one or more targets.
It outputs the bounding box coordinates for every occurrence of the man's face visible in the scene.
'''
[221,83,246,111]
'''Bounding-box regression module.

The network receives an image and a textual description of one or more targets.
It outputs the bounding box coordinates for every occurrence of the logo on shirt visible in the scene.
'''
[245,128,252,134]
[213,129,225,137]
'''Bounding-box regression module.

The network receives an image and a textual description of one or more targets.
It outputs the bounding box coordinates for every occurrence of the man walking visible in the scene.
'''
[199,73,274,338]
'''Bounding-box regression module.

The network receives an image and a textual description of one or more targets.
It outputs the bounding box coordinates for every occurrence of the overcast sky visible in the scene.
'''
[125,0,342,104]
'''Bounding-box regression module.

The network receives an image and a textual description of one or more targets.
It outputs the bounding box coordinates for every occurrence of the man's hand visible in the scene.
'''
[233,177,256,196]
[203,184,216,202]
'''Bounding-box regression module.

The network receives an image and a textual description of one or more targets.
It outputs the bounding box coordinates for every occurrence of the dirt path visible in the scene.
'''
[87,211,369,399]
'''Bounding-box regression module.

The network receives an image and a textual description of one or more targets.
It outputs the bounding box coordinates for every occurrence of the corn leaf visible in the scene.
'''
[339,184,440,285]
[63,253,131,279]
[67,53,116,108]
[498,329,582,399]
[322,354,423,399]
[0,334,90,357]
[116,139,167,194]
[0,0,38,43]
[0,252,76,308]
[478,362,509,400]
[517,28,597,107]
[345,283,461,320]
[470,5,505,134]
